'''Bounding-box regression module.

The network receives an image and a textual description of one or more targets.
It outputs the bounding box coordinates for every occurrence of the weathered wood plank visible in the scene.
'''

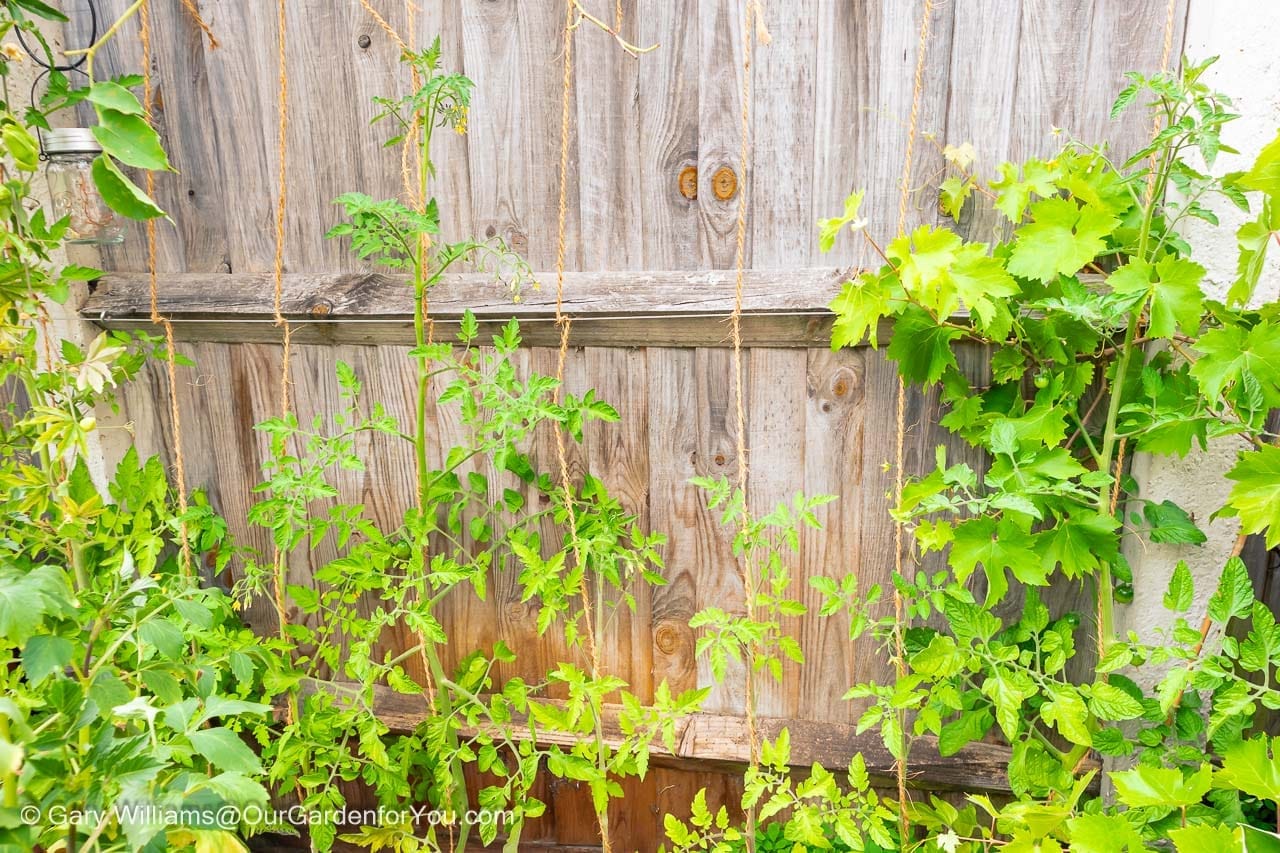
[694,347,749,713]
[283,0,383,273]
[293,680,1090,795]
[581,347,654,701]
[461,1,575,272]
[409,0,474,248]
[810,0,866,270]
[938,0,1022,244]
[574,2,643,273]
[750,0,818,269]
[697,0,749,270]
[192,0,285,273]
[798,347,868,725]
[744,347,808,718]
[637,0,701,271]
[83,269,853,347]
[646,348,706,699]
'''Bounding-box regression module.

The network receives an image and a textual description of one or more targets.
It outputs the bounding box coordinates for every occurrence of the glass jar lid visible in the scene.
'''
[43,128,102,156]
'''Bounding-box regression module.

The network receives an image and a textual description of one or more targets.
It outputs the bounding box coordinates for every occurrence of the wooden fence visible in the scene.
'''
[68,0,1190,847]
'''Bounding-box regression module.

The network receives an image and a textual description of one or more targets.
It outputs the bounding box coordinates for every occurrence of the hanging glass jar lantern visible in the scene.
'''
[43,128,125,245]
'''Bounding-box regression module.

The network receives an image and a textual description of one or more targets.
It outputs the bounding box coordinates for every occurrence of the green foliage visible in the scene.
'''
[0,12,270,852]
[246,41,699,853]
[806,56,1280,851]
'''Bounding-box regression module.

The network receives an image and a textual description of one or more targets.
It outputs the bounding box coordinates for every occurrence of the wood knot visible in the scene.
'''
[711,166,738,201]
[655,623,684,654]
[678,166,698,200]
[821,365,863,406]
[357,34,372,49]
[309,300,332,318]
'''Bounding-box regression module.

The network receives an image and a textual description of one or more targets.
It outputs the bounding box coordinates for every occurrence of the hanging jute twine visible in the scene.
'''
[137,0,193,580]
[728,0,760,799]
[269,0,294,648]
[888,0,937,838]
[553,3,611,850]
[179,0,218,50]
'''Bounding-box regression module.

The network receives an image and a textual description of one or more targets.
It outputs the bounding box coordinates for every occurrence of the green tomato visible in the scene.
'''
[1062,612,1082,629]
[1033,371,1051,389]
[1113,583,1134,604]
[391,540,412,561]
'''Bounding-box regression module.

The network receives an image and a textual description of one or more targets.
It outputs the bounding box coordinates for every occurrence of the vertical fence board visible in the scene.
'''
[745,348,808,718]
[697,0,748,270]
[799,347,867,724]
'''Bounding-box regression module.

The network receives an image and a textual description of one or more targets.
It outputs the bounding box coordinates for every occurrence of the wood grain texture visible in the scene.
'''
[798,347,868,724]
[744,347,808,718]
[637,0,701,271]
[82,269,852,347]
[697,0,749,271]
[574,2,643,272]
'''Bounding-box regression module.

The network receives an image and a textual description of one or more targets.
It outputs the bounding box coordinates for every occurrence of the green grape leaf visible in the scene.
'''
[817,190,866,253]
[886,305,961,385]
[1036,511,1119,578]
[1006,198,1118,282]
[1191,321,1280,408]
[1218,736,1280,802]
[830,271,893,349]
[1108,256,1205,339]
[990,158,1060,222]
[1168,824,1242,853]
[948,247,1020,337]
[1224,445,1280,548]
[1230,194,1280,306]
[939,175,974,222]
[1066,813,1145,852]
[888,224,963,295]
[949,517,1042,605]
[1110,763,1212,808]
[1239,128,1280,195]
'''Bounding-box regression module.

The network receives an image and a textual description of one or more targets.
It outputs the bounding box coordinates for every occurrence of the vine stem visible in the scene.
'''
[409,93,471,853]
[1092,312,1139,655]
[64,0,146,79]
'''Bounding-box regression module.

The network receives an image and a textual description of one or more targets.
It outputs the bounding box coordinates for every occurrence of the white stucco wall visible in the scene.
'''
[1120,0,1280,668]
[6,17,111,487]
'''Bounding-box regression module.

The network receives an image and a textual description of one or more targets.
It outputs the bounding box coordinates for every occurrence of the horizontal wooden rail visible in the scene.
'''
[292,681,1099,795]
[81,269,856,348]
